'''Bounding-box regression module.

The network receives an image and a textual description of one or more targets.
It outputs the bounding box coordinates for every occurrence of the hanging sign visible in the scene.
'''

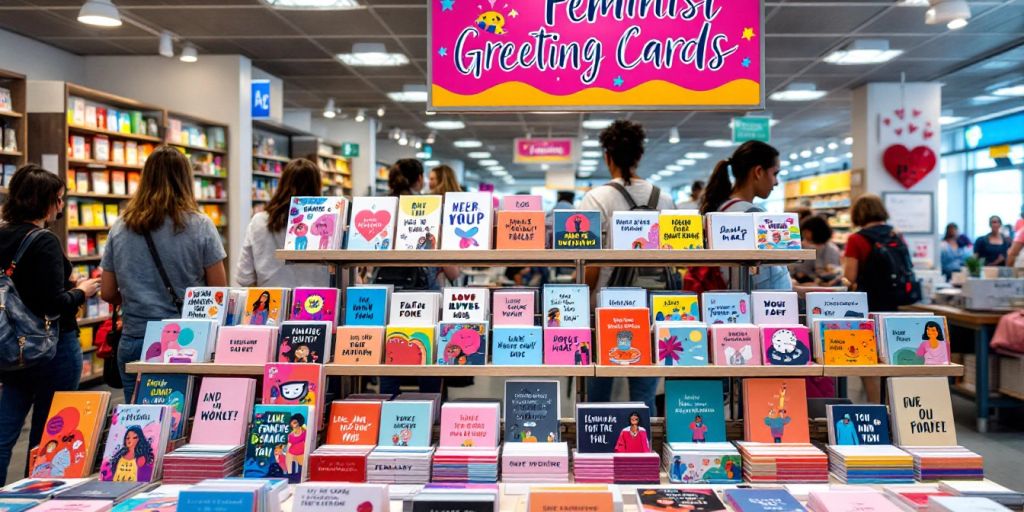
[514,138,575,164]
[341,142,360,157]
[251,80,271,119]
[732,116,771,142]
[429,0,764,111]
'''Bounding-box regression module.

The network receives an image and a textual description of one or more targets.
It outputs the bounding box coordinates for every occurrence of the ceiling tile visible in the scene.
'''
[767,6,887,33]
[275,9,387,36]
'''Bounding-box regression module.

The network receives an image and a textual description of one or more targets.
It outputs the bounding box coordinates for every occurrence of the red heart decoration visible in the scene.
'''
[912,109,921,118]
[883,144,936,189]
[923,129,934,140]
[910,145,937,175]
[895,108,905,120]
[883,117,891,126]
[895,128,903,136]
[908,123,918,134]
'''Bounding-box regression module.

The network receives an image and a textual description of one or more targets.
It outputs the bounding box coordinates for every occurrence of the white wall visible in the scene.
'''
[377,139,417,165]
[0,29,85,83]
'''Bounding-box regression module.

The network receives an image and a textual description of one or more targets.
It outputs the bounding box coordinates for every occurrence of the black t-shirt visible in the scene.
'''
[0,223,84,333]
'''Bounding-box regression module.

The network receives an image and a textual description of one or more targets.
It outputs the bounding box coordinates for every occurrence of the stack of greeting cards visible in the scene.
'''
[711,324,761,366]
[181,287,230,324]
[598,287,648,309]
[277,321,333,364]
[752,291,800,324]
[806,292,869,325]
[432,402,501,483]
[290,287,341,327]
[335,285,392,365]
[492,288,543,365]
[240,288,291,326]
[309,400,382,482]
[651,292,700,322]
[826,404,913,484]
[610,211,660,250]
[888,378,983,481]
[574,403,659,484]
[928,496,1013,512]
[502,380,568,483]
[938,480,1024,508]
[659,210,704,249]
[163,377,256,484]
[385,291,441,365]
[807,489,898,512]
[723,489,805,512]
[263,363,326,429]
[542,284,593,365]
[395,195,443,250]
[99,404,174,483]
[284,196,349,251]
[496,195,545,250]
[291,482,388,512]
[882,484,953,511]
[654,322,709,366]
[242,404,317,483]
[140,319,219,363]
[347,196,399,250]
[367,400,436,484]
[177,477,289,512]
[29,391,110,479]
[662,380,741,484]
[738,379,828,483]
[636,488,727,512]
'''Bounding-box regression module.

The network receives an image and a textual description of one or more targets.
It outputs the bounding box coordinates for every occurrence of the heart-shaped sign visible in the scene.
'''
[908,123,918,134]
[355,210,392,241]
[883,144,937,189]
[912,109,921,118]
[883,117,891,126]
[923,129,934,140]
[895,108,905,120]
[895,128,903,136]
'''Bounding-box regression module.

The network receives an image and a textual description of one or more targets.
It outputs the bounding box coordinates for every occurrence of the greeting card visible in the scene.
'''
[659,210,704,250]
[347,196,398,250]
[440,192,493,250]
[654,322,709,366]
[754,213,801,250]
[610,211,660,250]
[552,210,601,250]
[284,196,349,251]
[395,195,443,250]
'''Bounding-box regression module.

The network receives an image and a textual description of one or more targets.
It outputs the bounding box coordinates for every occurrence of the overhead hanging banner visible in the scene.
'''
[514,138,576,164]
[429,0,764,111]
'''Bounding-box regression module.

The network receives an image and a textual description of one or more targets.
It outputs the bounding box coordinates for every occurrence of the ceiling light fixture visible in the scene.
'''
[779,170,790,177]
[479,159,499,166]
[649,175,662,182]
[800,149,812,158]
[541,164,550,171]
[827,142,839,150]
[179,43,198,63]
[844,136,854,145]
[992,84,1024,97]
[668,127,680,144]
[685,152,710,159]
[579,166,597,172]
[925,0,971,29]
[780,160,791,166]
[667,165,684,171]
[322,98,337,119]
[488,165,505,172]
[468,152,492,159]
[579,159,599,166]
[658,170,675,177]
[814,146,825,154]
[704,139,734,148]
[425,132,436,144]
[453,140,483,148]
[940,110,965,125]
[492,170,509,177]
[78,0,122,27]
[158,31,174,58]
[355,108,366,122]
[789,152,799,160]
[398,132,409,146]
[804,161,821,169]
[424,159,440,167]
[387,84,428,103]
[425,120,465,130]
[582,119,614,130]
[413,139,422,149]
[793,165,804,172]
[676,159,696,165]
[844,152,853,158]
[769,83,827,101]
[337,42,409,67]
[823,39,903,65]
[581,151,602,158]
[377,106,386,117]
[262,0,361,9]
[581,139,601,148]
[823,156,840,164]
[415,151,431,159]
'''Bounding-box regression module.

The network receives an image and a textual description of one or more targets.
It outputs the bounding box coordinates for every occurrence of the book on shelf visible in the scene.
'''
[437,322,488,365]
[887,377,957,446]
[213,325,277,364]
[827,404,892,445]
[440,191,494,250]
[492,289,536,327]
[812,319,878,365]
[438,402,500,448]
[395,195,443,250]
[598,287,647,309]
[762,325,813,366]
[751,291,799,324]
[384,326,435,365]
[378,400,434,447]
[880,315,951,365]
[754,213,802,250]
[326,400,382,445]
[595,307,652,366]
[277,321,333,364]
[575,403,651,454]
[189,377,256,446]
[0,478,91,500]
[442,287,490,322]
[347,196,399,250]
[658,210,704,249]
[705,213,756,250]
[98,404,173,482]
[389,291,441,326]
[664,380,725,443]
[28,391,110,479]
[262,363,324,422]
[500,194,542,211]
[180,287,229,324]
[552,210,601,250]
[543,327,592,365]
[710,324,761,366]
[492,326,543,365]
[345,286,391,326]
[284,196,348,251]
[140,319,218,363]
[700,291,751,324]
[289,288,341,329]
[243,404,316,483]
[742,378,810,443]
[291,483,388,512]
[636,488,727,512]
[240,288,289,326]
[496,210,546,250]
[654,322,709,366]
[333,326,384,365]
[504,380,561,443]
[542,284,590,328]
[650,292,699,322]
[609,211,660,250]
[133,374,193,440]
[805,291,868,326]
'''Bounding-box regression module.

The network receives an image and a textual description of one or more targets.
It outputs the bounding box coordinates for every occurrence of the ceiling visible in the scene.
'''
[1,0,1022,191]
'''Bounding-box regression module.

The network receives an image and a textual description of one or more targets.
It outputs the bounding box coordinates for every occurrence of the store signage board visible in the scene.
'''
[883,191,934,235]
[733,116,771,142]
[515,138,575,164]
[428,0,764,111]
[342,142,360,157]
[251,79,271,119]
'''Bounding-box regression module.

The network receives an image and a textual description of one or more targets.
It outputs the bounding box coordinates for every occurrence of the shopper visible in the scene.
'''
[700,140,791,290]
[940,223,969,279]
[580,119,675,415]
[974,215,1010,266]
[101,146,228,403]
[428,164,463,195]
[236,158,329,287]
[790,215,842,285]
[842,194,919,403]
[677,180,704,209]
[1006,226,1024,269]
[0,165,101,484]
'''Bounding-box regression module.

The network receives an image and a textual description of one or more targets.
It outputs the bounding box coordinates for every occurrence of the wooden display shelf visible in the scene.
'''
[0,150,23,157]
[68,226,111,232]
[124,362,594,377]
[126,362,265,375]
[68,159,144,170]
[254,153,290,163]
[170,142,227,155]
[822,364,964,377]
[252,171,282,179]
[596,365,823,377]
[70,255,102,263]
[68,191,130,200]
[277,249,815,268]
[77,315,111,326]
[68,124,163,143]
[0,109,23,119]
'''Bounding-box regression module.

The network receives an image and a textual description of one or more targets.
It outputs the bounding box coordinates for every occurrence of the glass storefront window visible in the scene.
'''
[972,169,1022,238]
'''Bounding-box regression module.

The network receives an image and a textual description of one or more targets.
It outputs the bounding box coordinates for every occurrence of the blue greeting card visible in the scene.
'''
[881,316,950,365]
[724,489,805,512]
[491,326,543,365]
[377,401,433,448]
[827,404,891,446]
[344,287,389,326]
[700,292,750,325]
[542,284,590,328]
[598,288,648,308]
[552,210,601,250]
[665,380,725,443]
[654,323,709,366]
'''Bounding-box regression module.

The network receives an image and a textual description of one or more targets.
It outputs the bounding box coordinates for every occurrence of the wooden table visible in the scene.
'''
[901,303,1021,432]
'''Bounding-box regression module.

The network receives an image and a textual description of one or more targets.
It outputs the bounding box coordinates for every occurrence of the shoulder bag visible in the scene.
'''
[0,229,61,371]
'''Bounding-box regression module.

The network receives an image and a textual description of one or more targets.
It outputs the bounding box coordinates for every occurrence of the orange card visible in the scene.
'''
[496,211,546,250]
[596,308,652,366]
[529,490,614,512]
[326,400,382,445]
[742,378,810,443]
[334,326,384,365]
[824,329,878,365]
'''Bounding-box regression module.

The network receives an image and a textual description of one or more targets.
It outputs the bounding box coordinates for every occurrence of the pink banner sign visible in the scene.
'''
[514,138,575,164]
[429,0,763,111]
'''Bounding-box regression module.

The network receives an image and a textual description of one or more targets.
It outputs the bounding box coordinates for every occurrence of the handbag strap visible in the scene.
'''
[142,232,182,309]
[4,228,46,277]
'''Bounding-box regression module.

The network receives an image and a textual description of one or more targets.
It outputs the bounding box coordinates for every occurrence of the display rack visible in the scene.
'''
[0,68,27,197]
[784,170,853,245]
[375,162,390,195]
[293,136,353,197]
[166,111,230,262]
[251,120,312,213]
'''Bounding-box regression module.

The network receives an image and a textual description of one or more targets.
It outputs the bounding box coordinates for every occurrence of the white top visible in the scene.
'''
[235,211,330,287]
[580,178,677,289]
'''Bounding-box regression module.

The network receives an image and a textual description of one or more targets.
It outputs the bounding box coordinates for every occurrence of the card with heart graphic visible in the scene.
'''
[347,196,399,250]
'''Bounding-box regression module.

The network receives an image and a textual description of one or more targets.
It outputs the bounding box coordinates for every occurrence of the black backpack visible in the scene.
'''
[855,225,921,311]
[605,182,681,289]
[373,266,430,291]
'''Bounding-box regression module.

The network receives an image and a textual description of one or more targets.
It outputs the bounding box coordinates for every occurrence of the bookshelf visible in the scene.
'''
[0,69,27,196]
[783,170,853,245]
[165,111,230,262]
[375,162,390,195]
[251,120,312,214]
[293,136,354,197]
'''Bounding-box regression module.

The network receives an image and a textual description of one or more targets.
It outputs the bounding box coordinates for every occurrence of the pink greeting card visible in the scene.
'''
[190,377,256,446]
[711,324,762,366]
[493,290,536,326]
[439,402,500,448]
[543,327,593,365]
[213,325,277,364]
[500,195,543,211]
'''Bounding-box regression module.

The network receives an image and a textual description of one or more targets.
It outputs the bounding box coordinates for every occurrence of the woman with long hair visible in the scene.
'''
[699,140,790,290]
[0,165,100,484]
[101,146,227,402]
[108,426,155,482]
[429,164,463,195]
[236,158,328,287]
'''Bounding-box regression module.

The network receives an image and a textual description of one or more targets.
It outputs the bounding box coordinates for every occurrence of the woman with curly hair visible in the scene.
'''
[109,426,155,482]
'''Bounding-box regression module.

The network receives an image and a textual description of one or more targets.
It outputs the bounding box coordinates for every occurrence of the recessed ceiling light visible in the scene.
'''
[685,152,710,159]
[579,166,597,172]
[179,43,198,63]
[844,136,854,145]
[541,164,550,171]
[668,127,680,144]
[800,149,812,158]
[658,170,675,176]
[424,159,440,167]
[479,159,499,166]
[793,165,804,172]
[970,95,1002,105]
[788,152,799,160]
[336,43,408,67]
[946,17,968,29]
[322,98,337,119]
[581,151,602,158]
[804,161,821,169]
[377,106,386,117]
[398,132,408,146]
[453,140,483,148]
[676,159,696,165]
[78,0,122,27]
[580,159,599,166]
[582,119,614,130]
[581,139,601,148]
[425,119,465,130]
[387,84,428,102]
[704,139,734,148]
[780,160,791,166]
[844,152,853,158]
[667,165,684,171]
[769,83,827,101]
[650,175,662,182]
[467,151,492,159]
[488,165,504,171]
[940,114,965,125]
[992,84,1024,97]
[491,170,509,177]
[814,146,825,154]
[925,0,970,28]
[425,132,436,144]
[823,156,840,164]
[827,142,839,150]
[779,170,790,177]
[415,151,431,159]
[823,39,903,65]
[262,0,361,9]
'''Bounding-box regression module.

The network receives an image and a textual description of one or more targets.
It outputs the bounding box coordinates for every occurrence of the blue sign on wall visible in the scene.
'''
[251,80,271,119]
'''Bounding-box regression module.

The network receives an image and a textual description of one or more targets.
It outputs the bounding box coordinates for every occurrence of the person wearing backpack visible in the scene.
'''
[100,147,228,403]
[579,120,675,415]
[0,165,101,484]
[843,193,921,402]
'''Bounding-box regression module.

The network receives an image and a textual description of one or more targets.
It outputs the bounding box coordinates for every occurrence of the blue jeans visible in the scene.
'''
[118,334,145,404]
[587,377,660,415]
[0,331,82,484]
